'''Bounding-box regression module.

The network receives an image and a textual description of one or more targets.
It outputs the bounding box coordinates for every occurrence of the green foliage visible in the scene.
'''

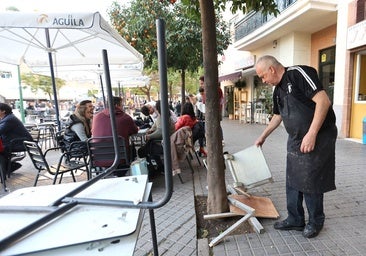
[180,0,279,17]
[108,0,229,72]
[5,6,20,12]
[166,3,202,72]
[21,72,65,101]
[108,0,173,68]
[108,0,230,101]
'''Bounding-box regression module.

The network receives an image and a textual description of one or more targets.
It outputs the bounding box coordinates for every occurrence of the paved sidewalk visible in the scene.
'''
[201,120,366,256]
[1,118,366,256]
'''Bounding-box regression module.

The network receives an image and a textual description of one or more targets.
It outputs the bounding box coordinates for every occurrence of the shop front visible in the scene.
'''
[347,19,366,140]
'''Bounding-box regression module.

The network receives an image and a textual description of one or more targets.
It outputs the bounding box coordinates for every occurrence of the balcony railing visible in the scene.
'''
[235,0,297,42]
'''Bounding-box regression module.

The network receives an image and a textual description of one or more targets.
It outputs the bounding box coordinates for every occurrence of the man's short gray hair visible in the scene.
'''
[256,55,282,69]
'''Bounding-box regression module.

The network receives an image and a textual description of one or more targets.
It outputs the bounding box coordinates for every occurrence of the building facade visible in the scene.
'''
[219,0,366,141]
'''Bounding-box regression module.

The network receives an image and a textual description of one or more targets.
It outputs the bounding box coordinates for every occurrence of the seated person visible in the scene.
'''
[0,103,33,176]
[175,102,198,131]
[137,100,175,176]
[92,96,139,176]
[141,100,178,124]
[139,105,155,129]
[141,101,158,122]
[63,100,94,156]
[177,102,206,157]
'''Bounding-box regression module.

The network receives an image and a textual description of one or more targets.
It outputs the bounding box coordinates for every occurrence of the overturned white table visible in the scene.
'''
[0,175,151,256]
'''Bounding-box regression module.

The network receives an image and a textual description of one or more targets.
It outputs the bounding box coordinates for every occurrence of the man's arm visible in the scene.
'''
[301,90,331,153]
[255,114,282,146]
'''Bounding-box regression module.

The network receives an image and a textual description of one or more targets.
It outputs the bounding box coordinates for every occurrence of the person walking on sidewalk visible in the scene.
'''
[254,55,337,238]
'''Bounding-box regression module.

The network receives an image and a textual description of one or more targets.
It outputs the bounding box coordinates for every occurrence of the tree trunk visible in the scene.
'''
[180,69,186,104]
[199,0,228,214]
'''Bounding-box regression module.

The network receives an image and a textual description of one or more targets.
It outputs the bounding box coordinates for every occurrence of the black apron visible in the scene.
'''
[279,93,337,194]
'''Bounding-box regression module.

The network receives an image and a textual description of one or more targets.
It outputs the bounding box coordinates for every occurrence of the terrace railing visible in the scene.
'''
[235,0,297,42]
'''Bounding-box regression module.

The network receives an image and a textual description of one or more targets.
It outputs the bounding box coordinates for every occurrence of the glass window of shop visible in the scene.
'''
[319,46,335,104]
[355,53,366,102]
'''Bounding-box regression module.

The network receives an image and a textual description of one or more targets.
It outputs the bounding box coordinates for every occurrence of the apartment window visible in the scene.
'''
[356,0,366,23]
[319,46,335,103]
[355,53,366,101]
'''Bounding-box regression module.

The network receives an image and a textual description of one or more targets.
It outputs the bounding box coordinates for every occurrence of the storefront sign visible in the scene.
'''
[347,20,366,50]
[234,55,256,70]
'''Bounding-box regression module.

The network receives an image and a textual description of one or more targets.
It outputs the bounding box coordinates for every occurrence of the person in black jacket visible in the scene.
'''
[255,55,337,238]
[63,100,93,149]
[62,100,93,158]
[0,103,33,176]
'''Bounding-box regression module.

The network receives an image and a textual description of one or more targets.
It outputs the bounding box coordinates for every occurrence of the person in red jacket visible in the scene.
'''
[175,102,206,157]
[175,102,197,131]
[92,96,138,164]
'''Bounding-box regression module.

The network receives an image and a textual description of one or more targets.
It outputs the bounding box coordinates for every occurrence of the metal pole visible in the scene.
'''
[148,193,158,256]
[98,64,106,107]
[156,18,174,202]
[17,65,25,123]
[45,28,61,131]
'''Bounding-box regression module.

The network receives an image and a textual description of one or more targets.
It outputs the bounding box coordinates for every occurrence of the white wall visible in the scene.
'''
[293,32,312,65]
[253,32,311,67]
[333,0,350,131]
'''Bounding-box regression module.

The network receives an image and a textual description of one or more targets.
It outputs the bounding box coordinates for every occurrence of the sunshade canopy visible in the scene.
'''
[0,12,143,67]
[0,11,144,128]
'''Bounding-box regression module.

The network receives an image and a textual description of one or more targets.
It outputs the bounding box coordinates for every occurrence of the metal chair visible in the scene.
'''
[29,127,40,145]
[55,129,90,165]
[0,155,8,192]
[86,136,130,179]
[144,138,167,180]
[1,136,35,191]
[23,140,88,186]
[4,137,30,182]
[37,123,56,150]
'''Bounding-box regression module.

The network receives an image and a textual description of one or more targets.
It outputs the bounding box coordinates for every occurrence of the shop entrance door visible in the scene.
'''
[319,46,335,103]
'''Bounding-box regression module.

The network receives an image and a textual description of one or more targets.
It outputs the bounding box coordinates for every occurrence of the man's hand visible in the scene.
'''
[255,137,265,147]
[300,132,316,153]
[254,114,282,148]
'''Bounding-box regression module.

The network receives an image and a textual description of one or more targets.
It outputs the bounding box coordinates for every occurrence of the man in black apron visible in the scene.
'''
[254,55,337,238]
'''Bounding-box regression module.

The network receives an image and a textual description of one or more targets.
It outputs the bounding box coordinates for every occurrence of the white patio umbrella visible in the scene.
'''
[0,11,143,129]
[32,63,147,105]
[31,63,145,83]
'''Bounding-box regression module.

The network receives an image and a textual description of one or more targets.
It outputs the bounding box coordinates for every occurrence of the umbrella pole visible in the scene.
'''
[45,28,61,131]
[17,65,25,123]
[99,74,106,107]
[98,64,106,107]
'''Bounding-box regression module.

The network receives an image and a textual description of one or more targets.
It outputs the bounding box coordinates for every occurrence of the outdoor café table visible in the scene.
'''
[23,123,36,131]
[0,175,151,256]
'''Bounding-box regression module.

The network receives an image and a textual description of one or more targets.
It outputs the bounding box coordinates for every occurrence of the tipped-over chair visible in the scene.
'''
[23,140,88,186]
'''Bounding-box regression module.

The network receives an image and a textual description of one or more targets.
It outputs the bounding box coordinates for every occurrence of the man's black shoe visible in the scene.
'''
[274,219,305,231]
[9,162,22,174]
[303,223,323,238]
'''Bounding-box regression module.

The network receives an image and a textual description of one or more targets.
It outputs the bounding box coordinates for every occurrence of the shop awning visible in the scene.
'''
[218,71,242,82]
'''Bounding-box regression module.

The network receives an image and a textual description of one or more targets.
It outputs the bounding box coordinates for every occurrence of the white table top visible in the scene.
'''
[230,145,273,189]
[0,176,150,256]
